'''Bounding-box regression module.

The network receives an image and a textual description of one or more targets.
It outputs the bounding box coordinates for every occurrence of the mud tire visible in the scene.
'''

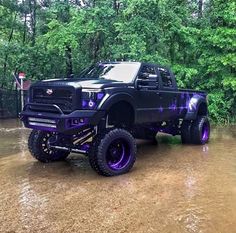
[88,128,136,176]
[191,116,210,145]
[28,130,70,163]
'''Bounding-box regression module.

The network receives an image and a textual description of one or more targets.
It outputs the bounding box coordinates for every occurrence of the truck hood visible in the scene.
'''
[32,78,129,89]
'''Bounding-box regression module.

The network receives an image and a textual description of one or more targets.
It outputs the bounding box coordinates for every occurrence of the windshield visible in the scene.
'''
[78,63,141,83]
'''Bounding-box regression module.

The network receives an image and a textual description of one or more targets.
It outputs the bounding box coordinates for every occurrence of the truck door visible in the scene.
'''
[158,68,179,120]
[135,64,162,123]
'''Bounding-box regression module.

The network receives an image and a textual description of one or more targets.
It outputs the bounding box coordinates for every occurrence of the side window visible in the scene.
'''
[138,65,159,89]
[159,68,173,88]
[141,66,156,74]
[139,65,156,77]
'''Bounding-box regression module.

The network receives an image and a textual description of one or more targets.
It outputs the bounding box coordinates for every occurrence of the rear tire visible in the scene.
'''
[89,128,137,176]
[28,130,70,163]
[191,116,210,145]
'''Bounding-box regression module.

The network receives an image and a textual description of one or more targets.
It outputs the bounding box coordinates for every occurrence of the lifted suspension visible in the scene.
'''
[48,126,96,155]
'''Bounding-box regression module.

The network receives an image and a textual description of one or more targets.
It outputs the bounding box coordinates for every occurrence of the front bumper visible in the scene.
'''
[20,103,105,134]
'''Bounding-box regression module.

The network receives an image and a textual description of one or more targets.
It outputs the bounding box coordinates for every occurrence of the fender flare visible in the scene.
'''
[98,92,136,120]
[184,94,208,120]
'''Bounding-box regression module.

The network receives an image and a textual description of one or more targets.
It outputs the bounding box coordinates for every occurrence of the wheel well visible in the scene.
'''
[197,102,208,116]
[107,101,134,127]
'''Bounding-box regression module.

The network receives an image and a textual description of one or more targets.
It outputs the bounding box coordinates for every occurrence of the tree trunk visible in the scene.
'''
[22,4,27,44]
[198,0,203,18]
[65,45,73,77]
[29,0,37,46]
[169,35,175,64]
[1,13,17,88]
[113,0,120,15]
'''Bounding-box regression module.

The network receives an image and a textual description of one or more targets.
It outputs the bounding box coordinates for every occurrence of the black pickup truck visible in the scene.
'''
[20,62,210,176]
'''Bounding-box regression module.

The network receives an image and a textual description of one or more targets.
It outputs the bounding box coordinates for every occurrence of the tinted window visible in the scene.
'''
[159,68,173,88]
[138,65,156,78]
[78,63,141,83]
[138,65,158,89]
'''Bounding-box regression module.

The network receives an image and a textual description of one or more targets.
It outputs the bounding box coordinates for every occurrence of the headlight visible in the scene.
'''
[82,91,105,109]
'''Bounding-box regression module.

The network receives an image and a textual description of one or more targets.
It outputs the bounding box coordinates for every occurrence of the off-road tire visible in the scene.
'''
[28,130,70,163]
[191,116,210,145]
[181,120,192,144]
[88,128,137,176]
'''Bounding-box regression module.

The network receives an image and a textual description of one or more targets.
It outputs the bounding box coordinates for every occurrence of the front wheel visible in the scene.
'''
[28,130,70,163]
[89,128,137,176]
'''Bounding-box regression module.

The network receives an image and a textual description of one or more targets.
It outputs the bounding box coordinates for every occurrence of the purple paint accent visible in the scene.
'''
[186,93,191,107]
[106,139,131,170]
[172,105,177,111]
[82,99,96,109]
[178,105,185,114]
[202,123,209,142]
[80,143,90,152]
[97,92,104,100]
[169,101,177,111]
[82,100,87,107]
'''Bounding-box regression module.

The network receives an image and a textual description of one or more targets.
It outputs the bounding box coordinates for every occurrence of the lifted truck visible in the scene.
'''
[20,62,210,176]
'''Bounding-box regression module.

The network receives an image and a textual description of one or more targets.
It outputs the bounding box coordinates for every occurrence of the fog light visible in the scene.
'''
[97,92,104,100]
[73,119,79,125]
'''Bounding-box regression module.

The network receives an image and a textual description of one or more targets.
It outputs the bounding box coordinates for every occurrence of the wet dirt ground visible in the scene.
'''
[0,119,236,233]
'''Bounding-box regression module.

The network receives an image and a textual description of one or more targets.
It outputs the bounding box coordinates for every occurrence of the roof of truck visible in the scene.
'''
[99,61,170,71]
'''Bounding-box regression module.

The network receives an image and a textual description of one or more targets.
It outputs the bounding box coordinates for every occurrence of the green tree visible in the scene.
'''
[0,0,235,122]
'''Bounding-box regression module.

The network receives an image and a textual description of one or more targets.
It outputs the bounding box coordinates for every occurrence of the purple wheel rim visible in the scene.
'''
[202,123,209,142]
[106,139,131,170]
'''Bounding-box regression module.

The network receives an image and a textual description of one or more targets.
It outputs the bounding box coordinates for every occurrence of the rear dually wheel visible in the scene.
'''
[191,116,210,145]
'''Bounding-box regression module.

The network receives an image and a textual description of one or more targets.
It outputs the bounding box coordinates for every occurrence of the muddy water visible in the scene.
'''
[0,120,235,233]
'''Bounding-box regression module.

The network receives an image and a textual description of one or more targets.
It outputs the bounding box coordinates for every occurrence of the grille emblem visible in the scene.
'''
[46,89,53,95]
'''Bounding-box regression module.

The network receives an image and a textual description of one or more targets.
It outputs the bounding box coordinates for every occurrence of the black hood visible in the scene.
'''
[32,78,129,89]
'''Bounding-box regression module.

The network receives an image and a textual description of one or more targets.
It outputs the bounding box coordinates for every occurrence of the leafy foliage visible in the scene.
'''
[0,0,235,123]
